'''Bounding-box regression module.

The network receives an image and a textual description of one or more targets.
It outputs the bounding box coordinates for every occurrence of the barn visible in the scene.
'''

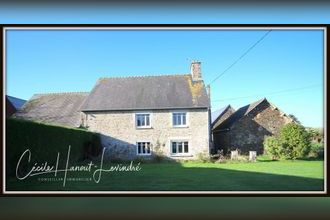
[212,98,294,155]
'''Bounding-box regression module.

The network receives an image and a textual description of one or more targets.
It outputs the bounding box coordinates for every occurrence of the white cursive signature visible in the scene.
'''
[15,146,142,187]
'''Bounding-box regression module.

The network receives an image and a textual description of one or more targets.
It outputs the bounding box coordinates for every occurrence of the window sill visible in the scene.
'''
[172,126,189,128]
[136,127,153,130]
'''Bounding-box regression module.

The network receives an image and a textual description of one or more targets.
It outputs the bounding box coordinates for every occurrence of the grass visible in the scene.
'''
[6,158,324,191]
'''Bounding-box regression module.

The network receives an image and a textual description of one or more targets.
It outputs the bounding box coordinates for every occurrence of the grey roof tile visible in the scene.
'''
[211,105,230,123]
[81,74,210,111]
[13,92,89,127]
[6,95,26,109]
[211,105,235,129]
[215,98,267,130]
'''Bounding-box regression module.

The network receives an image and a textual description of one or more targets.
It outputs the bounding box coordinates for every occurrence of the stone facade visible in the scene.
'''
[84,108,210,160]
[14,61,211,160]
[213,100,293,154]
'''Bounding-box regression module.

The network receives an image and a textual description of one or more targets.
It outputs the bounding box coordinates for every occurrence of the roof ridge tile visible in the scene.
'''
[99,73,190,80]
[34,92,89,96]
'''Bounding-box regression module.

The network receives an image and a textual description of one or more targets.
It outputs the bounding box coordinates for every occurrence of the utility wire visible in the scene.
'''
[213,84,322,102]
[209,30,272,85]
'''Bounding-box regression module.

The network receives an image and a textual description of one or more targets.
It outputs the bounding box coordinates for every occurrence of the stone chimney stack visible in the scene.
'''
[190,61,202,81]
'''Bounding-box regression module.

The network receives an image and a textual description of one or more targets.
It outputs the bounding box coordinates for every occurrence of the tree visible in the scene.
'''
[288,114,301,124]
[264,123,311,160]
[264,136,281,160]
[307,128,323,143]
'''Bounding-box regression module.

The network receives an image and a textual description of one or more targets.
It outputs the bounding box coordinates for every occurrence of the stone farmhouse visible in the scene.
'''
[14,61,211,160]
[13,61,295,159]
[212,98,294,154]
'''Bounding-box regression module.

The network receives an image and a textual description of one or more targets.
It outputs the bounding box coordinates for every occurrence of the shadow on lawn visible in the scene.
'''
[5,128,324,192]
[256,157,324,163]
[173,165,324,191]
[6,160,324,191]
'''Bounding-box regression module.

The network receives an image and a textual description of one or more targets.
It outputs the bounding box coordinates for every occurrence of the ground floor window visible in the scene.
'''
[137,142,151,155]
[171,141,189,155]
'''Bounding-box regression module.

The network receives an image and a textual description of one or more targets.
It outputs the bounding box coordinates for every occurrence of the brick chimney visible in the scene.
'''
[190,61,202,81]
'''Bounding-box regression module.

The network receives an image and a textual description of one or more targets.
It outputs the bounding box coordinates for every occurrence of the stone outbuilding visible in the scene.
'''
[6,95,26,117]
[211,105,235,131]
[211,105,235,154]
[212,98,294,155]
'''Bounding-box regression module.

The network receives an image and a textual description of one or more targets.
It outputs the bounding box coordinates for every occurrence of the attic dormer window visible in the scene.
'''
[136,113,151,128]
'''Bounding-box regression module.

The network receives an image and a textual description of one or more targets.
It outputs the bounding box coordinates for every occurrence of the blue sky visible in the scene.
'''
[5,29,324,127]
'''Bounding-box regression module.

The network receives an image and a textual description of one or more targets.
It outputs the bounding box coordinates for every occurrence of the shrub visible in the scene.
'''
[153,140,165,163]
[309,143,324,159]
[196,152,211,163]
[264,123,311,160]
[6,118,102,176]
[264,136,281,160]
[307,128,324,144]
[279,123,311,159]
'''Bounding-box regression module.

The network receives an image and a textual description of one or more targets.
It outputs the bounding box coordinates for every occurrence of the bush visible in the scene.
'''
[264,123,311,160]
[307,128,324,144]
[279,123,311,159]
[309,143,324,159]
[264,136,281,160]
[6,118,102,176]
[196,153,211,163]
[153,140,165,163]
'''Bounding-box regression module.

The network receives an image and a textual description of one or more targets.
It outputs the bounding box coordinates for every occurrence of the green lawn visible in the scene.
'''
[6,159,324,191]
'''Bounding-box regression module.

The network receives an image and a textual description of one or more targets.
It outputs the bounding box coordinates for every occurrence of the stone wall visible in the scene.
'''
[216,101,292,154]
[84,109,210,160]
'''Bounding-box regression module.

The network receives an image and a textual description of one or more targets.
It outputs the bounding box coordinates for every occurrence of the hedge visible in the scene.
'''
[6,118,102,176]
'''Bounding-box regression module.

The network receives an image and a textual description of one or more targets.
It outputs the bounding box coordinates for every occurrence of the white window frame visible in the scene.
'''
[172,111,188,128]
[136,141,152,155]
[135,112,152,129]
[170,140,190,156]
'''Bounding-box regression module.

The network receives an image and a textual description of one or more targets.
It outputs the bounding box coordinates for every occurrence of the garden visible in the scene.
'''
[6,120,324,191]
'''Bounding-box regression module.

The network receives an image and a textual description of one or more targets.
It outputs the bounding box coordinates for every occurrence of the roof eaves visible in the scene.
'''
[211,105,232,127]
[81,106,209,112]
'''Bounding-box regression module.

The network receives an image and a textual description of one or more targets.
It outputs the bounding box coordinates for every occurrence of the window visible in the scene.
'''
[171,141,189,155]
[136,113,151,128]
[137,142,151,155]
[172,112,187,127]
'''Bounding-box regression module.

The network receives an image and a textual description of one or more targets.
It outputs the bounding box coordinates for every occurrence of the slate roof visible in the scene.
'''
[215,98,267,130]
[211,105,235,130]
[81,74,210,111]
[211,105,231,124]
[13,92,89,127]
[6,95,26,109]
